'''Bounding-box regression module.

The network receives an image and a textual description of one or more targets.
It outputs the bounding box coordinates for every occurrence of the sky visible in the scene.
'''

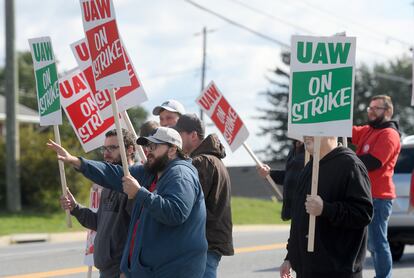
[0,0,413,166]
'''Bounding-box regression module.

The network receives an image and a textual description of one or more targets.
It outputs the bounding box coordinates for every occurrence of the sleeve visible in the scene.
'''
[270,170,286,185]
[134,172,198,226]
[320,163,373,229]
[192,156,213,198]
[368,129,400,166]
[70,204,98,231]
[193,156,229,222]
[351,125,366,145]
[79,158,145,192]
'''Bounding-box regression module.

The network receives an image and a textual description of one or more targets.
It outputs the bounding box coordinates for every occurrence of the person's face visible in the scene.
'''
[159,110,180,127]
[144,142,171,174]
[303,136,314,154]
[178,131,194,154]
[102,136,121,164]
[367,99,387,123]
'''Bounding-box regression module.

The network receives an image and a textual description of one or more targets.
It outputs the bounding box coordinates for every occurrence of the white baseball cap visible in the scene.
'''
[136,127,182,149]
[152,99,185,116]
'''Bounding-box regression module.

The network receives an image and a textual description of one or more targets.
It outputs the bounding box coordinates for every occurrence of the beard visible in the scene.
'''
[368,114,385,128]
[144,151,170,174]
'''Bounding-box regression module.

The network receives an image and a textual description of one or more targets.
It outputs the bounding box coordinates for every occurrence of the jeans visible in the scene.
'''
[368,198,393,278]
[202,250,222,278]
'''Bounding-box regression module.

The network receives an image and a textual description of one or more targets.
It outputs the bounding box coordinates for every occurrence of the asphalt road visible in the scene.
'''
[0,227,413,278]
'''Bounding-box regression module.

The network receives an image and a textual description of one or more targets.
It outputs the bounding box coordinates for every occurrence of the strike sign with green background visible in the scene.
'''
[288,35,356,137]
[28,36,62,126]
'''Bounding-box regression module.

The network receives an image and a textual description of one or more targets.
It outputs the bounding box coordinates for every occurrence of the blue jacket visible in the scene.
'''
[79,157,208,278]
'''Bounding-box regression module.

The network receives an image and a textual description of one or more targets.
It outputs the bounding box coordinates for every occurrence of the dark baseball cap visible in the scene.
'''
[173,113,205,138]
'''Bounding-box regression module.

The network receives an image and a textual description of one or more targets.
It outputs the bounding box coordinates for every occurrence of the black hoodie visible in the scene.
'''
[191,133,234,256]
[286,147,373,278]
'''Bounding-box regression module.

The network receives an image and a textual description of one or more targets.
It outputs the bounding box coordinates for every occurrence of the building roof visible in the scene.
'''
[0,94,39,123]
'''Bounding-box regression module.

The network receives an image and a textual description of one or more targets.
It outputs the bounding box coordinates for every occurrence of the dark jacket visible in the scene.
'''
[270,142,305,220]
[286,147,373,278]
[71,188,132,278]
[79,157,208,278]
[191,134,234,256]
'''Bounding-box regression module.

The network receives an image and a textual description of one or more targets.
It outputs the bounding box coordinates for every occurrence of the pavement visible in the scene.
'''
[0,224,291,247]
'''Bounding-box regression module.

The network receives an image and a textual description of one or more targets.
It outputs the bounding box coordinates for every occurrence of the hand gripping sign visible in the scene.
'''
[288,35,356,252]
[79,0,130,90]
[28,37,71,228]
[196,81,283,200]
[59,68,119,152]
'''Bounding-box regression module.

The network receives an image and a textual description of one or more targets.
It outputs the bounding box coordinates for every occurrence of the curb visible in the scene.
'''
[0,225,290,247]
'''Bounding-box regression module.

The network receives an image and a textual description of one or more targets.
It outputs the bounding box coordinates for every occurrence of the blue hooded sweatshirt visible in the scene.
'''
[79,157,208,278]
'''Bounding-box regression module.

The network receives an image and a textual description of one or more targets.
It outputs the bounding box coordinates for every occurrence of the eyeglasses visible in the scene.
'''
[100,145,119,153]
[367,106,387,112]
[145,142,169,152]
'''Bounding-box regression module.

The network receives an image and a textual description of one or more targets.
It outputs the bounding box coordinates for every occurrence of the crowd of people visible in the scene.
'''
[48,94,400,278]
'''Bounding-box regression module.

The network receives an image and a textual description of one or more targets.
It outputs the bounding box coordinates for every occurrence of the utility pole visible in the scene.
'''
[5,0,21,212]
[200,27,207,120]
[195,26,215,120]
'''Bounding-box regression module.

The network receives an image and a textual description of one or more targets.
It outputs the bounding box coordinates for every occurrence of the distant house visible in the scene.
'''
[0,94,39,136]
[228,161,284,200]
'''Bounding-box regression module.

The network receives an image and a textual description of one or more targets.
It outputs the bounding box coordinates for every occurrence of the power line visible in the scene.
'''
[226,0,316,35]
[184,0,290,48]
[298,0,412,48]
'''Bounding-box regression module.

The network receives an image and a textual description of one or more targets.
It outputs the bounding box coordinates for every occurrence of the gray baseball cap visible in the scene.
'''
[152,99,185,115]
[136,127,182,149]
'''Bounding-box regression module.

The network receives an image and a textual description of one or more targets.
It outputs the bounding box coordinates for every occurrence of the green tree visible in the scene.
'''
[0,51,149,211]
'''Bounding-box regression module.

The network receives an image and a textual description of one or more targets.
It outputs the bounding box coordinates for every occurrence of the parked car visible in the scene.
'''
[388,135,414,261]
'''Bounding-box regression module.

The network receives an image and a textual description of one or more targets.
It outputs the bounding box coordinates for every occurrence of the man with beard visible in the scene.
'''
[48,127,208,278]
[280,136,373,278]
[174,114,233,278]
[352,95,401,278]
[59,129,135,278]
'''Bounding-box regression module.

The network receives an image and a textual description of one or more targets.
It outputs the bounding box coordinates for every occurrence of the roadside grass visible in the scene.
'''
[231,197,285,225]
[0,197,285,236]
[0,211,84,236]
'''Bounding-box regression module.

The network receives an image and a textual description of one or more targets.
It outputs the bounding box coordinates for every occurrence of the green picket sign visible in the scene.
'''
[28,37,62,126]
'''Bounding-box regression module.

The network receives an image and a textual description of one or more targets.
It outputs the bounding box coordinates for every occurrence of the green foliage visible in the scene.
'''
[7,125,92,211]
[0,211,84,236]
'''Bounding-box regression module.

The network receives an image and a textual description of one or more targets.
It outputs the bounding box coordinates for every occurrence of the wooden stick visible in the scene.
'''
[305,150,310,165]
[53,125,72,228]
[307,136,321,252]
[242,143,283,201]
[121,111,147,163]
[342,137,348,148]
[109,89,130,176]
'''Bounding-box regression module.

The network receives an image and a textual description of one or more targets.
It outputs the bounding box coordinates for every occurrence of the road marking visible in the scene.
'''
[4,266,97,278]
[4,243,287,277]
[235,242,287,254]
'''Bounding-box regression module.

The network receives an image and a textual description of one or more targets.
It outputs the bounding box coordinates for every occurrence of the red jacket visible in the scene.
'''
[352,123,400,199]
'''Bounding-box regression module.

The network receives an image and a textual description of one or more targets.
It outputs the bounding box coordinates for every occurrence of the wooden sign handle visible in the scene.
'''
[307,136,321,252]
[121,111,147,163]
[53,125,72,228]
[242,143,283,201]
[109,89,130,176]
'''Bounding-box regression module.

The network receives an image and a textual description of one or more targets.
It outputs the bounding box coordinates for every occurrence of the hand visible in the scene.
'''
[119,273,126,278]
[305,195,324,216]
[122,175,141,199]
[46,139,81,168]
[257,164,271,178]
[280,260,292,278]
[60,187,77,211]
